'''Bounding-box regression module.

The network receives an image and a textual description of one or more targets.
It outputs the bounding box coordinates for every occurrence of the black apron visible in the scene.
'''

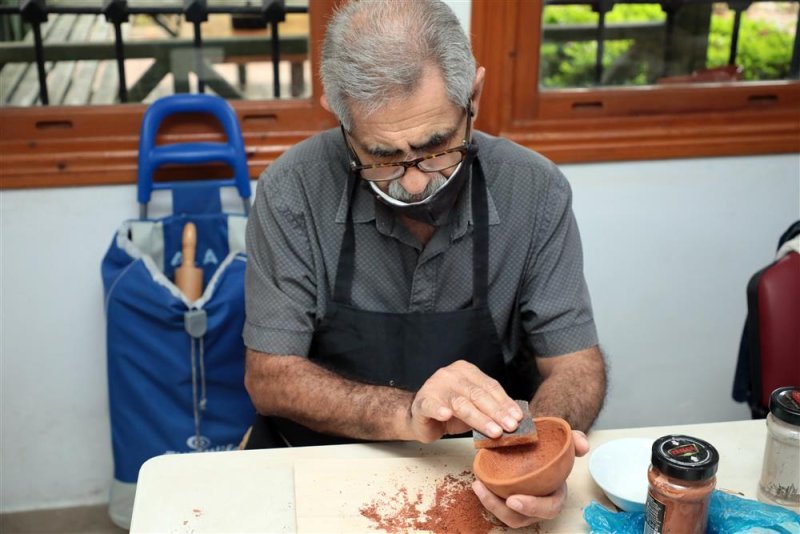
[245,160,534,449]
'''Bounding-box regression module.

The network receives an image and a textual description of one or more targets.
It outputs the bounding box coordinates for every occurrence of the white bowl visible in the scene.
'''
[589,437,652,512]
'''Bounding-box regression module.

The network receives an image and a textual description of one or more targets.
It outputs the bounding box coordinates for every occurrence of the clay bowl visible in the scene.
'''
[473,416,575,499]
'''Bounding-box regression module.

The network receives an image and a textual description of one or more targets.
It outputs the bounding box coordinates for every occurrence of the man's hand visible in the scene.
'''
[405,360,524,443]
[471,430,590,528]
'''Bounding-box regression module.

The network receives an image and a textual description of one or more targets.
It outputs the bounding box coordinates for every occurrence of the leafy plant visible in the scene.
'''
[540,3,795,87]
[706,13,793,80]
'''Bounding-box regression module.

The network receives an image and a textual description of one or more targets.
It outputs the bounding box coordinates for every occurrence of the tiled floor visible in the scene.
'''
[0,505,127,534]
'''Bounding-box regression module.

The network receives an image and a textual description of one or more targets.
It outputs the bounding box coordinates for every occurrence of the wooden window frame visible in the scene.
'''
[0,0,338,190]
[2,0,799,190]
[470,0,800,163]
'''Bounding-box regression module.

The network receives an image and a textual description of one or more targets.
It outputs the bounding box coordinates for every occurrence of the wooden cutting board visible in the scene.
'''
[293,455,596,533]
[294,455,476,533]
[132,453,297,533]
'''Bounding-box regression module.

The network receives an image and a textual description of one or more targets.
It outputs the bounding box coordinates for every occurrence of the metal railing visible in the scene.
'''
[543,0,800,84]
[0,0,309,105]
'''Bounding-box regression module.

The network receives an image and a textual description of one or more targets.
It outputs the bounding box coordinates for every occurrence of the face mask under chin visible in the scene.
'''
[388,173,448,203]
[368,164,457,208]
[366,145,476,226]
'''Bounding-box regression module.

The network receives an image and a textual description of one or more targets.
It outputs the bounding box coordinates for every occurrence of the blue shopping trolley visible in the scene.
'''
[101,94,256,528]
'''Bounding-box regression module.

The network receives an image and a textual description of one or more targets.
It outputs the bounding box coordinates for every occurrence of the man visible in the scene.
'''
[243,0,606,527]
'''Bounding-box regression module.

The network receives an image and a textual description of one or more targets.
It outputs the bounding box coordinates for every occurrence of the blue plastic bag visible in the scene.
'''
[584,491,800,533]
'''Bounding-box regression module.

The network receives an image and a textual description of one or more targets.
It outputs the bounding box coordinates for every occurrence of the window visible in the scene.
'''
[0,1,313,106]
[471,0,800,163]
[1,0,798,190]
[0,0,337,188]
[540,1,797,89]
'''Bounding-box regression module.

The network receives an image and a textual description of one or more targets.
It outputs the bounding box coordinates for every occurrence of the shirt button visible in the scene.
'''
[389,380,395,387]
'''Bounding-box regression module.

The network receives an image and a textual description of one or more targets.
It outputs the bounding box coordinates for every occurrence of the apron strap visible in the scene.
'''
[472,160,490,307]
[333,172,358,304]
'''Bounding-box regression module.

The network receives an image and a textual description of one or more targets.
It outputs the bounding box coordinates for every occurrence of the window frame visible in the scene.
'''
[0,0,338,189]
[470,0,800,163]
[2,0,799,190]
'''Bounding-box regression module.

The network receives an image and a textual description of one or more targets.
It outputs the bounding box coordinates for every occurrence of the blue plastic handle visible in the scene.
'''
[137,94,251,210]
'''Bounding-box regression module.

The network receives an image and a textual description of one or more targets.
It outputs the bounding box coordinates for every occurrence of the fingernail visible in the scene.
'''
[507,498,523,512]
[511,406,524,418]
[503,416,518,430]
[487,422,503,436]
[472,482,485,498]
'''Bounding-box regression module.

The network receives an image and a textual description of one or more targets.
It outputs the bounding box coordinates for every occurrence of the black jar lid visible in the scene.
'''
[651,435,719,482]
[770,386,800,426]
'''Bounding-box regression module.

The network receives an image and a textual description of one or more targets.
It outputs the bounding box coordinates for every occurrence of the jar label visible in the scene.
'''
[644,492,666,534]
[656,436,716,470]
[667,443,700,458]
[789,390,800,409]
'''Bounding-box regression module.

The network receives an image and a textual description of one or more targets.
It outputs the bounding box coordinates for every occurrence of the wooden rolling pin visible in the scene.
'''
[175,222,203,301]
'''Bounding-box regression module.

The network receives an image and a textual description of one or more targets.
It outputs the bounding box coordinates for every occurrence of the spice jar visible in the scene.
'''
[644,435,719,534]
[758,386,800,511]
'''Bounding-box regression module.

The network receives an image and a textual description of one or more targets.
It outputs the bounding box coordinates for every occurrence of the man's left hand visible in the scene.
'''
[471,430,590,528]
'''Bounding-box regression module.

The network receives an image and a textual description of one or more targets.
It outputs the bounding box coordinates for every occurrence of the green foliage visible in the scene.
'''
[706,13,793,80]
[541,4,667,87]
[541,3,795,88]
[543,5,601,24]
[543,3,666,24]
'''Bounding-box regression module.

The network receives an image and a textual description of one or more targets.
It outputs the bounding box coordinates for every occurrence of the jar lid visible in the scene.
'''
[651,435,719,482]
[770,386,800,426]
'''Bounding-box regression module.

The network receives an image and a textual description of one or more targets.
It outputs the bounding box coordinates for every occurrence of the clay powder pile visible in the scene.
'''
[359,471,502,533]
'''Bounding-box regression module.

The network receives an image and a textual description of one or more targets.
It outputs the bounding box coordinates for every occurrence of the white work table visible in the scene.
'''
[130,419,766,533]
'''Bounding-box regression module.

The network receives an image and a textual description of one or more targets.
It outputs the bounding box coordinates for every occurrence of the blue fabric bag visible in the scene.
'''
[101,211,255,527]
[102,212,253,480]
[101,94,256,528]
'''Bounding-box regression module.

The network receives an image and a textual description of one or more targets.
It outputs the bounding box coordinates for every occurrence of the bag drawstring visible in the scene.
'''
[199,336,207,411]
[185,309,208,451]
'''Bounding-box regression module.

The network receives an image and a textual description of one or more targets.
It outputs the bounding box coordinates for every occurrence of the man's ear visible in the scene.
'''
[320,93,332,113]
[470,66,486,121]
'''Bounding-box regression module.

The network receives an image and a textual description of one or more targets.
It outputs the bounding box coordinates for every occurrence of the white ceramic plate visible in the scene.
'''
[589,437,653,512]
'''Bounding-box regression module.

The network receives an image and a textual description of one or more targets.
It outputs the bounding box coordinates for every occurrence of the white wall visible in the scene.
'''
[444,0,471,37]
[2,154,798,512]
[564,155,799,430]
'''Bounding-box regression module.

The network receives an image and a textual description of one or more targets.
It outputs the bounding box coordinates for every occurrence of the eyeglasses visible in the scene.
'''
[341,105,472,182]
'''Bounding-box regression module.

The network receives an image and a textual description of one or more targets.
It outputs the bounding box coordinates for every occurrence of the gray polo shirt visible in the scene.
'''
[244,128,597,362]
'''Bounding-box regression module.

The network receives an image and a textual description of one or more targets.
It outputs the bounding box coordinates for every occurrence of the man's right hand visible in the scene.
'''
[405,360,524,443]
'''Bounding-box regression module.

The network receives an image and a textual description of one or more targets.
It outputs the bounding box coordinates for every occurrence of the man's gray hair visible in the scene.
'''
[321,0,476,132]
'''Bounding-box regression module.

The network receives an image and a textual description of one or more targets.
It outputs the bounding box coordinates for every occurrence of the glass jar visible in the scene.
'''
[758,386,800,511]
[644,435,719,534]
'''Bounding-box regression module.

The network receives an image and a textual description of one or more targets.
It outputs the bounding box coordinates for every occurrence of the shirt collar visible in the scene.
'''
[451,168,501,243]
[335,179,375,224]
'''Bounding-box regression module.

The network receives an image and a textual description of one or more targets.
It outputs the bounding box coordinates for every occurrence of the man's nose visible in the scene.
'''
[397,166,430,196]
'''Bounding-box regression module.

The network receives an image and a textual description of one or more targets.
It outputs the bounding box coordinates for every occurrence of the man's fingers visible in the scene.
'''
[450,395,503,437]
[461,375,523,432]
[411,360,524,442]
[446,361,522,432]
[471,480,541,529]
[412,395,452,422]
[505,483,568,521]
[572,430,590,457]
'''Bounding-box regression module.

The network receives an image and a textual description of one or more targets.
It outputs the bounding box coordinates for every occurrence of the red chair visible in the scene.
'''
[746,252,800,418]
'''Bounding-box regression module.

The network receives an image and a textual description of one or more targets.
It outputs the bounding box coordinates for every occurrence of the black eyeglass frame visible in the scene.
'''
[340,104,473,183]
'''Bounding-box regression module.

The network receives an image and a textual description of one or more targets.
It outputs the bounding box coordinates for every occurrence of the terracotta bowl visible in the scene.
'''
[472,416,575,499]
